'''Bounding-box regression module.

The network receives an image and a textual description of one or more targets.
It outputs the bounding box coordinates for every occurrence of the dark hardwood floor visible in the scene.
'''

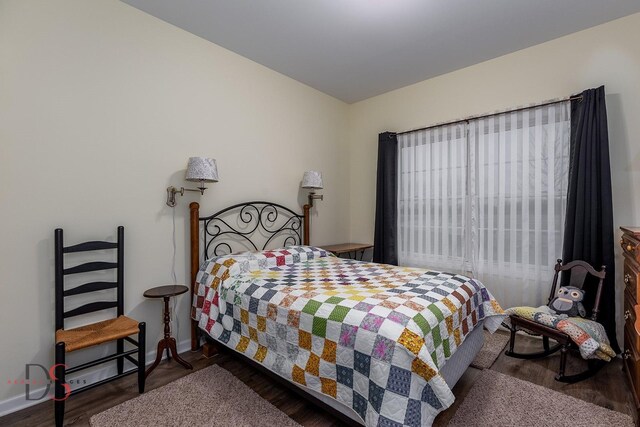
[1,332,636,426]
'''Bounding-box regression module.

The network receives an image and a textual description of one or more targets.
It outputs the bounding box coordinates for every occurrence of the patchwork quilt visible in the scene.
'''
[504,306,616,361]
[192,246,504,426]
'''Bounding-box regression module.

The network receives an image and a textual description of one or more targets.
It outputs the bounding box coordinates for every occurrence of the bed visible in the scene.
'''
[188,201,504,426]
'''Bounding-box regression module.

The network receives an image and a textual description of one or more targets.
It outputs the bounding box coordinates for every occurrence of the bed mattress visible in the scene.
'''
[192,246,503,426]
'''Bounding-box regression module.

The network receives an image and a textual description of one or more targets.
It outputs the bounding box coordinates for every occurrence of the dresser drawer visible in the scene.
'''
[624,328,640,400]
[625,298,640,354]
[622,234,640,265]
[625,261,640,303]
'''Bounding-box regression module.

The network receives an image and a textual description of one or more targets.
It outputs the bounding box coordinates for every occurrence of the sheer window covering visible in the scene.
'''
[398,123,468,273]
[397,103,570,309]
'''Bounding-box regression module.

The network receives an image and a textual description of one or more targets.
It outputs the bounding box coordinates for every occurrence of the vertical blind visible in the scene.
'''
[397,102,570,308]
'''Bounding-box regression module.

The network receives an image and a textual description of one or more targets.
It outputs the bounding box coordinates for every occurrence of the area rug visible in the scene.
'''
[470,330,510,369]
[89,365,301,427]
[448,370,634,426]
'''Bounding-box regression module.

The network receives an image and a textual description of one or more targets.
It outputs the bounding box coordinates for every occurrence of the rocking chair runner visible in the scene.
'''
[505,259,607,383]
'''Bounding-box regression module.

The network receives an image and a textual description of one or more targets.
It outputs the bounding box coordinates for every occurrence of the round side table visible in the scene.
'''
[143,284,193,377]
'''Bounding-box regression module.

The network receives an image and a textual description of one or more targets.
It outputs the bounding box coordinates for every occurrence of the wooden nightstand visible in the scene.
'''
[322,243,373,260]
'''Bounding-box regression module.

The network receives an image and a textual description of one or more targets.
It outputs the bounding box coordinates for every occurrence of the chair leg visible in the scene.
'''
[557,344,569,379]
[543,336,550,352]
[54,342,66,427]
[117,338,124,375]
[505,326,517,355]
[138,322,146,394]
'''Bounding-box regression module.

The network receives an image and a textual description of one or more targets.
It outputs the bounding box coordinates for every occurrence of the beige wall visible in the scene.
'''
[0,0,349,406]
[348,12,640,346]
[2,0,640,412]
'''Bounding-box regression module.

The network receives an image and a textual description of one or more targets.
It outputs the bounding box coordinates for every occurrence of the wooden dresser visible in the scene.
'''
[621,226,640,409]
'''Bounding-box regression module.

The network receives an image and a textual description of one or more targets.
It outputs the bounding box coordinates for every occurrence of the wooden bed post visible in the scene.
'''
[303,203,310,245]
[189,202,200,351]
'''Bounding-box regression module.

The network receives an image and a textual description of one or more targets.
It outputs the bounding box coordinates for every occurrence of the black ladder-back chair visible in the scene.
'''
[54,226,145,427]
[505,259,607,383]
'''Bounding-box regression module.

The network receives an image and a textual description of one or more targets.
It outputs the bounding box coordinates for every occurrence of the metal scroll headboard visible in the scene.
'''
[197,201,305,260]
[188,200,310,351]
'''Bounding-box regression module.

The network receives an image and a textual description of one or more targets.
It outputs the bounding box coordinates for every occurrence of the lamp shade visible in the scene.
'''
[301,171,323,189]
[185,157,218,182]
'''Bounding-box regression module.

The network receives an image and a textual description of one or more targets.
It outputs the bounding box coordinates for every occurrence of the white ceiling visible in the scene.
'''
[121,0,640,103]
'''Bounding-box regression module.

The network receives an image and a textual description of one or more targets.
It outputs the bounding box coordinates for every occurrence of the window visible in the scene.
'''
[397,103,570,308]
[398,122,468,272]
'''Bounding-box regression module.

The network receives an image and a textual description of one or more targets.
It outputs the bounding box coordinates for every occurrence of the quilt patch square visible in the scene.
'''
[372,335,395,362]
[248,297,260,314]
[218,329,231,344]
[412,313,430,335]
[305,353,320,376]
[266,334,278,351]
[387,311,411,326]
[328,305,350,322]
[302,299,322,315]
[320,377,337,398]
[257,315,266,332]
[232,319,241,334]
[361,313,385,332]
[397,329,424,355]
[299,330,312,350]
[339,324,358,348]
[420,383,442,409]
[322,339,337,363]
[282,340,297,359]
[354,350,371,376]
[312,317,327,337]
[276,322,288,340]
[353,391,368,421]
[236,336,250,352]
[386,366,412,397]
[254,345,267,362]
[292,364,306,385]
[245,283,260,296]
[354,302,375,312]
[403,399,422,427]
[287,310,300,328]
[336,365,353,387]
[412,358,437,382]
[368,380,386,413]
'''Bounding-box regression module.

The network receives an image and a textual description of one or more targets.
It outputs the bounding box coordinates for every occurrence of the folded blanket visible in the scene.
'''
[504,306,616,361]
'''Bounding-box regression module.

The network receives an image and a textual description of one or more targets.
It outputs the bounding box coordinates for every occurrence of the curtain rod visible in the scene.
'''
[394,94,583,137]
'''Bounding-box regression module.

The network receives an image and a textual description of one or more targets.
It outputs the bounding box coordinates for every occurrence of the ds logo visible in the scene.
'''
[23,364,71,401]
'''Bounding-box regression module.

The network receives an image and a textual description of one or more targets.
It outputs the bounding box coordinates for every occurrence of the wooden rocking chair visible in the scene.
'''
[505,259,607,383]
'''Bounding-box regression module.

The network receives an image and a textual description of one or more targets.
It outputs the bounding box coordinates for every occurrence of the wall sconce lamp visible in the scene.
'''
[166,157,218,207]
[301,170,323,207]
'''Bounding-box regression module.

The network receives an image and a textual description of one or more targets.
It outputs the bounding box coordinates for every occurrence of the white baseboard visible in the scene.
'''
[0,339,192,418]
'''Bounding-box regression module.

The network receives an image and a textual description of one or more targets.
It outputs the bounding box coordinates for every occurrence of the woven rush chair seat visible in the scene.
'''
[56,315,140,352]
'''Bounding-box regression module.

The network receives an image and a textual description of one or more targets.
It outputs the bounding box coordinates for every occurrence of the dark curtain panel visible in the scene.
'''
[373,132,398,265]
[562,86,619,353]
